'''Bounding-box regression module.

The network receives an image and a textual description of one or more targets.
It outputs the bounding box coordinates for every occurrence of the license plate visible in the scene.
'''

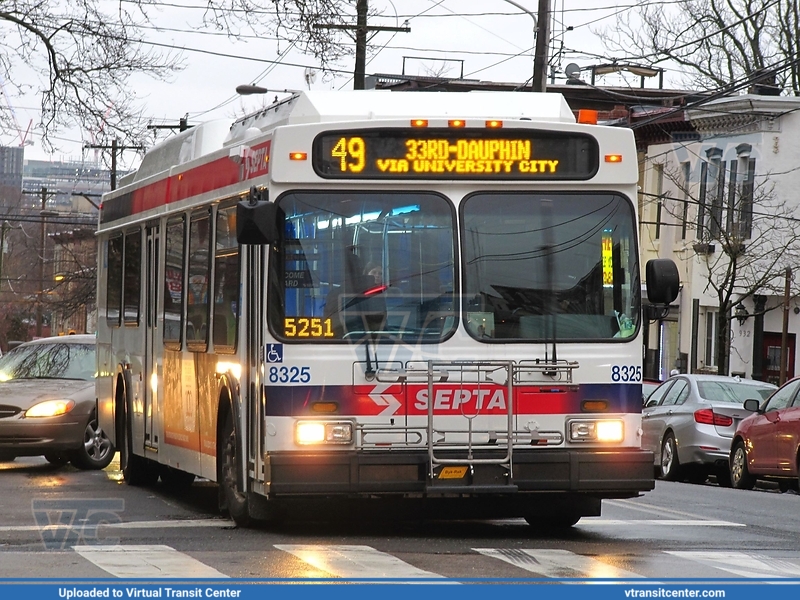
[438,466,468,479]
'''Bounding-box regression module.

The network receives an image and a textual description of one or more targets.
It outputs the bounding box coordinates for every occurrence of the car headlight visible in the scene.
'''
[296,421,353,445]
[24,399,76,418]
[568,419,624,443]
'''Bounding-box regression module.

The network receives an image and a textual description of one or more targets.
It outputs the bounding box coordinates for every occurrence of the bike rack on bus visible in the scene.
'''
[365,359,578,493]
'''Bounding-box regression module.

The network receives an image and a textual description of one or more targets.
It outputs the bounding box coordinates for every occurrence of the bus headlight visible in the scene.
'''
[568,419,624,443]
[296,421,353,445]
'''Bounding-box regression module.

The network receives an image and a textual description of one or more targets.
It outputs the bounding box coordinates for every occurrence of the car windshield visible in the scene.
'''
[0,342,95,381]
[697,380,775,403]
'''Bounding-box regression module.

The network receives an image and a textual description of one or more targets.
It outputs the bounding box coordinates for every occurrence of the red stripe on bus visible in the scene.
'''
[103,140,271,221]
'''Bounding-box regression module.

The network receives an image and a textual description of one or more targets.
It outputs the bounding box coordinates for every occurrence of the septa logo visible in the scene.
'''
[411,386,507,414]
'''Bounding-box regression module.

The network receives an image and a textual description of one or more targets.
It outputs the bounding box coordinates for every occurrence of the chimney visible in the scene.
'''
[749,69,781,96]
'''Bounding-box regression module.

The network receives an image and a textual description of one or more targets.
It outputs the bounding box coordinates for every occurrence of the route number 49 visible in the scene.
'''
[612,365,642,382]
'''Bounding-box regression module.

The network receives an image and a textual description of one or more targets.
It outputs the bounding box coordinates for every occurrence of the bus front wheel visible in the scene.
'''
[220,409,253,527]
[118,380,158,486]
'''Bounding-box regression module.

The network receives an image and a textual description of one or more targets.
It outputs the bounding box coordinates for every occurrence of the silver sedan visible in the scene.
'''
[0,335,114,469]
[642,374,775,485]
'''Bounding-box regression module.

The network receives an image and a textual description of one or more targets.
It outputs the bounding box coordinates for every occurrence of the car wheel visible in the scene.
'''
[71,412,115,470]
[45,452,70,467]
[660,433,682,481]
[220,409,252,527]
[730,442,755,490]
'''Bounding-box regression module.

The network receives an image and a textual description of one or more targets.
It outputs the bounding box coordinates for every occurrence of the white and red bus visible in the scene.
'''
[96,90,678,527]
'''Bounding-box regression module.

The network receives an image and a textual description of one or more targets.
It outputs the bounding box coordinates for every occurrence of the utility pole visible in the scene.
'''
[314,0,410,90]
[532,0,550,93]
[780,267,792,385]
[0,220,9,297]
[84,139,145,190]
[22,187,57,338]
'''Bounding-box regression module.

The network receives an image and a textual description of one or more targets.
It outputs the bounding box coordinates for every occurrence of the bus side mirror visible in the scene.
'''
[645,259,679,305]
[237,188,281,245]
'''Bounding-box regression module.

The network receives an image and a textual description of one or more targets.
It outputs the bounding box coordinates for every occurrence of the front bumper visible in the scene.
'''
[264,448,655,498]
[0,418,85,456]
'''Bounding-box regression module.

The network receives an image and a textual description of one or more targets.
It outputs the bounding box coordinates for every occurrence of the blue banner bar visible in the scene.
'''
[0,581,797,600]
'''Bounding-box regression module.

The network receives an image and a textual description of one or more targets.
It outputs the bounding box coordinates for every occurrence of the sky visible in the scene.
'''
[8,1,670,168]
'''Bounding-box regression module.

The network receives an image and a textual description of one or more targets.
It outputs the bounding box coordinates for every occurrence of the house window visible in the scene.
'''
[705,148,725,239]
[705,310,718,367]
[680,162,690,240]
[736,144,755,239]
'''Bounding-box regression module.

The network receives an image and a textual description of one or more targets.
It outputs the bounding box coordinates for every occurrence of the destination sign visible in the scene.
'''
[313,128,598,180]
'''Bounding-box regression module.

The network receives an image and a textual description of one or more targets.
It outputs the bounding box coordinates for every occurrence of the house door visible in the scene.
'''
[762,332,795,386]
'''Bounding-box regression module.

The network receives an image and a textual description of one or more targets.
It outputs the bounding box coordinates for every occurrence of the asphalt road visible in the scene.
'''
[1,454,799,581]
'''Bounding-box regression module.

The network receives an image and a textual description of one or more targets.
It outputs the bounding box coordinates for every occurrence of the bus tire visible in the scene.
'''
[117,376,159,486]
[219,407,253,527]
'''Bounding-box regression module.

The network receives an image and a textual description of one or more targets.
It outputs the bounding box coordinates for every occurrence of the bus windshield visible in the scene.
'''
[270,191,457,343]
[462,192,639,341]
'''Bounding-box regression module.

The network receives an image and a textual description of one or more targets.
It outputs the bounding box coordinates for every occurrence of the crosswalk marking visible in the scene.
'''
[578,519,744,527]
[0,519,233,533]
[667,551,800,579]
[73,545,228,578]
[474,548,644,581]
[274,544,446,579]
[49,543,800,581]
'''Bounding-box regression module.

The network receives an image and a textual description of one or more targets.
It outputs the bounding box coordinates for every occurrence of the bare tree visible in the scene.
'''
[596,0,799,95]
[660,163,800,375]
[46,231,96,332]
[0,1,184,151]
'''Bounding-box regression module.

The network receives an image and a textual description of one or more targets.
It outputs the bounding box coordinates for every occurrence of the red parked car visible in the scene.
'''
[730,376,800,491]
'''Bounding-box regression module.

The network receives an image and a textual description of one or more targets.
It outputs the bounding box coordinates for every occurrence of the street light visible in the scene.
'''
[735,303,749,325]
[235,84,270,95]
[501,0,537,91]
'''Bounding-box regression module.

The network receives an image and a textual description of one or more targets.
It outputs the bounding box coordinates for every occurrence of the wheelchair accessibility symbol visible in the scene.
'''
[265,343,283,363]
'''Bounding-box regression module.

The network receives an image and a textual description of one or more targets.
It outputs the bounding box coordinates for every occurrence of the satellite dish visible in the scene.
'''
[565,63,581,80]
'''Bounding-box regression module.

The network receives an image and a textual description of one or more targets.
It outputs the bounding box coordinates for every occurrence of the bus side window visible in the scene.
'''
[123,229,141,325]
[163,217,185,350]
[187,210,211,352]
[213,205,239,352]
[106,235,123,327]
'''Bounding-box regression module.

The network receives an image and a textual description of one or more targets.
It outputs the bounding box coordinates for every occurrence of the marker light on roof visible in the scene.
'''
[448,119,466,128]
[485,120,503,128]
[411,119,428,127]
[289,152,307,161]
[577,109,598,124]
[605,154,623,163]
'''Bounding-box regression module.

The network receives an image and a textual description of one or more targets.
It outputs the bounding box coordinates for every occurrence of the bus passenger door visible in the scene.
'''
[246,244,265,484]
[144,224,159,449]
